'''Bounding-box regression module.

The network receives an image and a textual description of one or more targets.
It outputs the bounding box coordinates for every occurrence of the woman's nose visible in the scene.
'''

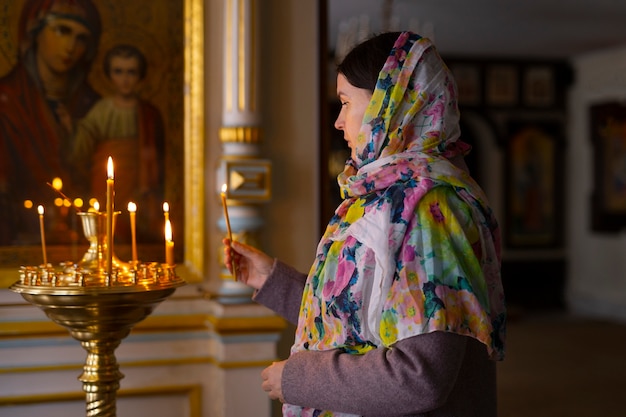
[334,113,343,131]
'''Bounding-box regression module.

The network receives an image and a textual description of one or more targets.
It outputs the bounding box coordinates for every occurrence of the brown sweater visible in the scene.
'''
[254,260,498,417]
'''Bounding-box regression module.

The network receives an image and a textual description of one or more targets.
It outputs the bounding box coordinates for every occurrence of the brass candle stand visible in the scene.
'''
[10,211,185,417]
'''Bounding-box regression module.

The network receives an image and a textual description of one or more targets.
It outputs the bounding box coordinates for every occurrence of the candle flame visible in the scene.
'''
[38,205,44,215]
[221,183,227,194]
[93,201,100,211]
[165,219,172,241]
[128,202,137,212]
[51,177,63,191]
[163,202,169,213]
[107,156,114,179]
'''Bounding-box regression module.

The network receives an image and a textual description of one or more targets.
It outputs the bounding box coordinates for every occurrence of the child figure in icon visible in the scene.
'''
[72,44,165,243]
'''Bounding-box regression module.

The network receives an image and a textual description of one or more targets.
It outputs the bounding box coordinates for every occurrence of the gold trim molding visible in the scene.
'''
[219,126,262,143]
[0,313,285,338]
[183,0,205,280]
[0,385,203,417]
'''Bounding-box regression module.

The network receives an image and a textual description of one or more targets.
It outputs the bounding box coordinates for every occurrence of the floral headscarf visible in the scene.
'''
[286,32,505,417]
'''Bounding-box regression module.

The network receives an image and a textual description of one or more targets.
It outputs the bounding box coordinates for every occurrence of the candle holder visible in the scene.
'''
[77,211,128,273]
[10,210,185,417]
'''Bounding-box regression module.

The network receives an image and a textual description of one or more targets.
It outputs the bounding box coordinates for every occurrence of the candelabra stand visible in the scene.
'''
[10,211,185,417]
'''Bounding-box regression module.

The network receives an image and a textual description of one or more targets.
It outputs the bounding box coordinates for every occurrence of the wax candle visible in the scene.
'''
[220,183,236,275]
[106,157,114,277]
[220,184,233,242]
[38,205,47,265]
[165,219,174,265]
[128,202,137,264]
[163,202,170,223]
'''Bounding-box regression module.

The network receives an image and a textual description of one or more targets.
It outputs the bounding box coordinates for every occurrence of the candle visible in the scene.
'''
[163,202,170,223]
[165,219,174,265]
[38,205,47,265]
[220,183,236,275]
[220,184,233,241]
[106,157,114,277]
[128,202,137,264]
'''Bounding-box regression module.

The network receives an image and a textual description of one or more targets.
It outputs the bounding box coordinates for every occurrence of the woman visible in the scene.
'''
[0,0,101,244]
[225,32,506,417]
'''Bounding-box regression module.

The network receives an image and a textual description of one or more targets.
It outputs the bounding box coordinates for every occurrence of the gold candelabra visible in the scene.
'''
[10,210,185,417]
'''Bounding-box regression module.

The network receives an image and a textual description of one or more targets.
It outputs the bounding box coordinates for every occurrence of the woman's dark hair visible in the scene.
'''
[336,32,402,92]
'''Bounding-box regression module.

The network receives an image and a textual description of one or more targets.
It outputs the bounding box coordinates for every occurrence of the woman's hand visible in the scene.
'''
[261,360,286,402]
[223,239,274,290]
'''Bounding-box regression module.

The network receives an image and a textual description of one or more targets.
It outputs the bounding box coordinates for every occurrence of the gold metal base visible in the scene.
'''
[10,279,183,417]
[10,211,185,417]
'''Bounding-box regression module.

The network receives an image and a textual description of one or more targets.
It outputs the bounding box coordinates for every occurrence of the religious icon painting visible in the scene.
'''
[504,120,564,248]
[589,102,626,232]
[0,0,184,270]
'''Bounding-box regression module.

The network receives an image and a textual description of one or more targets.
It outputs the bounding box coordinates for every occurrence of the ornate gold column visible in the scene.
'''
[216,0,270,301]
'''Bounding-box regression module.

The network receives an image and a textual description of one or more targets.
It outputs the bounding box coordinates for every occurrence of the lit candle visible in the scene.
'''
[220,183,236,275]
[106,157,114,277]
[163,201,170,223]
[38,205,47,265]
[165,219,174,265]
[93,201,100,212]
[128,202,137,264]
[220,184,233,242]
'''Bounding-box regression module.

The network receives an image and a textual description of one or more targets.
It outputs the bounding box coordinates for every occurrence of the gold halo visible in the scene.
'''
[0,1,25,78]
[88,26,166,100]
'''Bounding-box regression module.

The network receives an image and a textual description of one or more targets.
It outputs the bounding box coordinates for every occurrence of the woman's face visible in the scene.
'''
[36,17,91,74]
[334,73,372,161]
[109,56,141,97]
